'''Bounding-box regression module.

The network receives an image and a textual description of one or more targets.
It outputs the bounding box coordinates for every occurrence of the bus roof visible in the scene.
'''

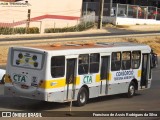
[31,42,149,51]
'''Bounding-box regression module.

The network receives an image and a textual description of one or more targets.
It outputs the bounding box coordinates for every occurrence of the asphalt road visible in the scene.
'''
[0,58,159,120]
[1,30,160,42]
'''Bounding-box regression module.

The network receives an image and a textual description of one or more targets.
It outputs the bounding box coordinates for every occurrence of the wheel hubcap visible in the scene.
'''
[80,92,86,103]
[130,85,135,95]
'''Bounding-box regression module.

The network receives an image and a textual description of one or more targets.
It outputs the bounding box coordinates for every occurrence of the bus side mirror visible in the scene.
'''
[151,53,158,69]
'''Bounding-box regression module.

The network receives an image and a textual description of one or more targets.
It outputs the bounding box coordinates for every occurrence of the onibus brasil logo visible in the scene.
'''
[0,0,31,7]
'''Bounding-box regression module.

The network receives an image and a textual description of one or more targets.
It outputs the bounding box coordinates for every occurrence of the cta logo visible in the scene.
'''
[83,75,92,84]
[13,74,28,83]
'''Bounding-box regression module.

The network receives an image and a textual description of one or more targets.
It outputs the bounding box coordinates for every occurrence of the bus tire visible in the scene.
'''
[74,87,88,107]
[127,82,135,98]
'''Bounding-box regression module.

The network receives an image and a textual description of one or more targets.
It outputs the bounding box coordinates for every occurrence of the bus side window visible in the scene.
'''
[132,51,141,69]
[78,54,89,75]
[90,53,100,73]
[122,51,131,70]
[111,52,121,71]
[51,56,65,78]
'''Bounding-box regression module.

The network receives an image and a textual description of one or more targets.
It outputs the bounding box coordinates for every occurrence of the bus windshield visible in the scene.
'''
[12,50,44,70]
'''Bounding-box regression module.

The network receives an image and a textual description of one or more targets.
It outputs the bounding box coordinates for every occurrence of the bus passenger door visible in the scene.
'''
[141,54,151,88]
[65,58,77,101]
[100,56,110,95]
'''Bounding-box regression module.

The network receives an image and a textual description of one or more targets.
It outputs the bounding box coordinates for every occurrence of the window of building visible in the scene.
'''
[51,56,65,78]
[132,51,141,69]
[78,54,89,75]
[90,53,100,73]
[111,52,121,71]
[122,51,131,70]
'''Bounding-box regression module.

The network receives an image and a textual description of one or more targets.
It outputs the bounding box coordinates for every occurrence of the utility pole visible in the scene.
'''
[26,9,31,33]
[98,0,104,29]
[133,0,136,5]
[110,0,113,16]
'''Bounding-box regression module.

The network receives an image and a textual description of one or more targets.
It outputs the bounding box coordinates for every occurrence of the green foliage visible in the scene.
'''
[0,27,39,35]
[44,22,95,33]
[0,27,13,35]
[14,27,26,34]
[26,27,39,34]
[0,22,94,34]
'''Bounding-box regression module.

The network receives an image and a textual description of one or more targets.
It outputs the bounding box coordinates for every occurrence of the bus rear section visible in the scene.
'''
[4,47,48,101]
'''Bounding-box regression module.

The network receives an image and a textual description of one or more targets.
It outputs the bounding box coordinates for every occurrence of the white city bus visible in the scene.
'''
[4,42,156,106]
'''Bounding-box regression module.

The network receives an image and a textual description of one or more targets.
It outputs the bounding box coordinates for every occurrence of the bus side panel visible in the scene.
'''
[89,86,100,99]
[107,83,129,95]
[46,86,81,102]
[78,74,100,99]
[47,90,66,102]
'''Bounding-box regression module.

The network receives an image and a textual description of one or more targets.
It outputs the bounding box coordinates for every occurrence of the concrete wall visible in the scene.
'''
[115,17,160,25]
[104,16,160,25]
[0,0,83,33]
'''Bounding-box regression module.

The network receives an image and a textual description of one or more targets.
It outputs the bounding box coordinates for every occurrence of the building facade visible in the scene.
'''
[83,0,160,8]
[0,0,83,33]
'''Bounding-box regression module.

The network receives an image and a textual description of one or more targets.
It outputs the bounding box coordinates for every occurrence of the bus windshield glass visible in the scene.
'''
[12,50,44,70]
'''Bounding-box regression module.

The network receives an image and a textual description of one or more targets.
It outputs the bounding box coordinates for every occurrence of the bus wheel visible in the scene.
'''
[74,87,88,107]
[127,82,135,98]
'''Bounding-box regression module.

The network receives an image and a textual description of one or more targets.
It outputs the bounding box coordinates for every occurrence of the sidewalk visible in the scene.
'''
[118,24,160,31]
